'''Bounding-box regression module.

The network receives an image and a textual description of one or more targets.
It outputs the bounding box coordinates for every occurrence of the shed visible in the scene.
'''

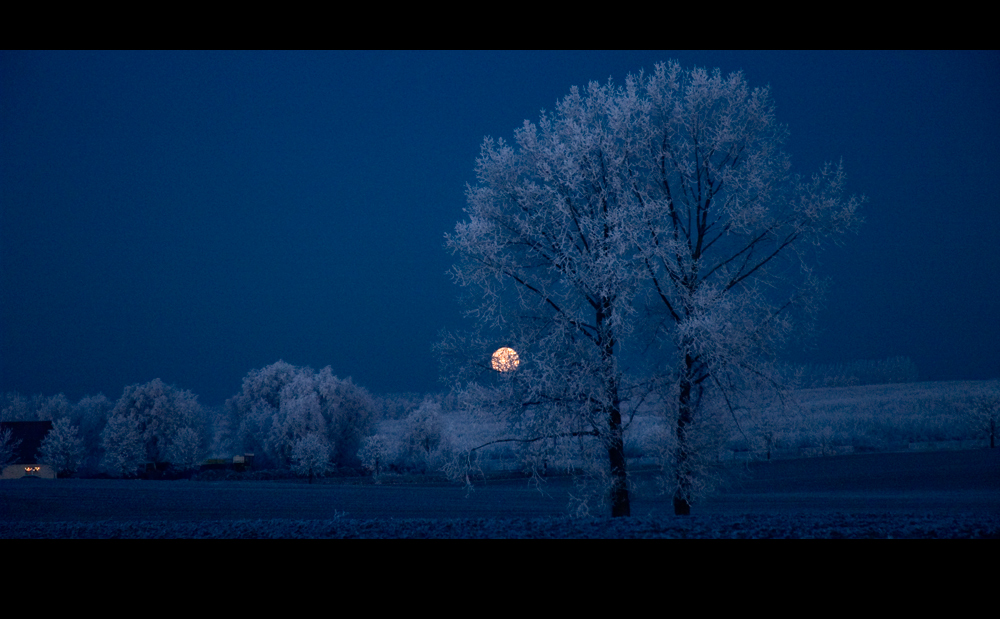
[1,420,56,479]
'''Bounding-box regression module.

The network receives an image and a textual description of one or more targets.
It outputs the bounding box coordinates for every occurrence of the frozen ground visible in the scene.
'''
[2,512,997,538]
[2,449,997,538]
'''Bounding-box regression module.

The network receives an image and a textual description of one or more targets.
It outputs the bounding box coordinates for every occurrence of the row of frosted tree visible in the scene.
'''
[0,361,389,479]
[3,362,998,483]
[782,356,920,388]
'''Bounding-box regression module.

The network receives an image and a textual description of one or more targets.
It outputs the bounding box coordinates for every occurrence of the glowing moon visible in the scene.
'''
[491,347,520,372]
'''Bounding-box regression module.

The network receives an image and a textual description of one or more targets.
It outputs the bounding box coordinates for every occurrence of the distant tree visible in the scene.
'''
[402,398,448,473]
[226,361,377,470]
[103,379,204,469]
[378,392,425,420]
[34,393,72,421]
[0,426,22,467]
[445,61,862,516]
[1,392,30,422]
[201,404,232,461]
[789,357,919,388]
[358,434,389,482]
[39,417,85,477]
[72,394,113,474]
[314,369,378,468]
[165,427,204,472]
[965,382,1000,448]
[1,392,111,475]
[100,414,145,477]
[269,372,328,466]
[291,433,333,483]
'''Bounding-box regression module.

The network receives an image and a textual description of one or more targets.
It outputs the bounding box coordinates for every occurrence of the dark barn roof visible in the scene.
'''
[1,420,53,464]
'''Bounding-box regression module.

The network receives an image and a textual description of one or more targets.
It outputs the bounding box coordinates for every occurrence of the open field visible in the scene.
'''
[375,380,1000,475]
[3,448,997,538]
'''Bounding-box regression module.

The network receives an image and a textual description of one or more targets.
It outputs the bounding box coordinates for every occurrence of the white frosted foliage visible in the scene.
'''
[445,61,863,516]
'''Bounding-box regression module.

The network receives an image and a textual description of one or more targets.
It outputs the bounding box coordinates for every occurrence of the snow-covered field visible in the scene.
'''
[3,448,997,538]
[375,380,1000,475]
[2,513,997,539]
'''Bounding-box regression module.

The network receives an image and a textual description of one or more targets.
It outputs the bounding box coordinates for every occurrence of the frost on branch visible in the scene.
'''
[291,432,333,482]
[401,398,449,474]
[962,381,1000,448]
[358,434,389,482]
[39,417,85,477]
[100,414,145,478]
[444,61,863,517]
[225,361,376,471]
[0,426,22,468]
[100,379,204,476]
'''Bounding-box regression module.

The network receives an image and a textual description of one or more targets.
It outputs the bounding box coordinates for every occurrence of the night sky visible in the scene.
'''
[2,51,998,405]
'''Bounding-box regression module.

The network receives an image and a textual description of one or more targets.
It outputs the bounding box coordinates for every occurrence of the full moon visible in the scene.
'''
[491,347,520,372]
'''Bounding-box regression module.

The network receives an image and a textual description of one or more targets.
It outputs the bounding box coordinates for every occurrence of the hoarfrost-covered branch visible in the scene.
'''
[443,60,863,517]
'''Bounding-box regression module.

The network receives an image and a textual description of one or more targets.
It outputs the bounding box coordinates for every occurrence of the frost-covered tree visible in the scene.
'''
[34,393,72,421]
[226,361,377,470]
[1,392,73,423]
[0,426,22,467]
[630,63,862,514]
[39,417,85,477]
[270,372,328,467]
[406,400,443,457]
[72,394,113,475]
[224,360,299,468]
[446,61,862,517]
[446,69,652,517]
[315,369,378,468]
[964,381,1000,448]
[401,398,451,473]
[165,427,204,471]
[358,434,389,481]
[379,392,425,421]
[1,392,31,422]
[100,414,145,477]
[103,379,204,469]
[291,432,332,483]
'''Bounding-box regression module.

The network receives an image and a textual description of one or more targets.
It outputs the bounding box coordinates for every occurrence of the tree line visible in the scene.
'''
[0,361,382,479]
[782,356,920,388]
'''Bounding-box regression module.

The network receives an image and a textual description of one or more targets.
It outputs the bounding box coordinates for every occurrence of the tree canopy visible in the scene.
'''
[446,61,863,516]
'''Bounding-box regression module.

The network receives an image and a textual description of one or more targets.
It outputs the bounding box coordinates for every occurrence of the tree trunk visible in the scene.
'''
[597,298,630,517]
[608,405,630,517]
[673,352,696,516]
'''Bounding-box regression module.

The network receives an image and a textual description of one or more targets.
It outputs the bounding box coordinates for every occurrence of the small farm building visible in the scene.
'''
[1,420,56,480]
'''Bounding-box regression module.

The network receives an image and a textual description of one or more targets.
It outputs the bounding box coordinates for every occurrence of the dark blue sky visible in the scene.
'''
[2,51,998,404]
